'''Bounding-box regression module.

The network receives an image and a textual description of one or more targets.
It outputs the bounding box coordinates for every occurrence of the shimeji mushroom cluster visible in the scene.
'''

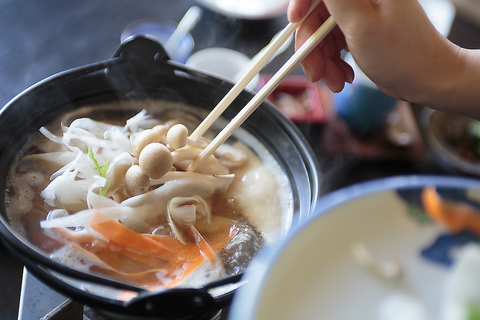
[28,109,247,244]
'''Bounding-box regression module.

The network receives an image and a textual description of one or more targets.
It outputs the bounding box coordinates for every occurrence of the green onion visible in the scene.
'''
[88,146,111,196]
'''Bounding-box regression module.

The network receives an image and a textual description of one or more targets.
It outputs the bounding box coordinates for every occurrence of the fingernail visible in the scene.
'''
[346,72,354,84]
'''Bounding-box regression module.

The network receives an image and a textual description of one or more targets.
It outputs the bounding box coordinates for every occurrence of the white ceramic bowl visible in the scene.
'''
[230,175,480,320]
[195,0,289,20]
[185,47,259,91]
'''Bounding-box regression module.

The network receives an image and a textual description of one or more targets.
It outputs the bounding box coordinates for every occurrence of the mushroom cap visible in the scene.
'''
[124,165,151,196]
[167,124,189,150]
[138,143,173,179]
[132,129,161,159]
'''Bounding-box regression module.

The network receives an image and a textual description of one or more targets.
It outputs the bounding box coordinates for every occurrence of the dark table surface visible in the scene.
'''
[1,1,480,319]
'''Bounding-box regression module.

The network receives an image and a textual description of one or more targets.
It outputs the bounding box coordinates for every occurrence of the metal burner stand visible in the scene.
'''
[17,268,228,320]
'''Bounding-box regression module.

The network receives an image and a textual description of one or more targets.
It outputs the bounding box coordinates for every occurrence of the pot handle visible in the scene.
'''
[107,36,176,93]
[124,288,221,318]
[123,273,244,317]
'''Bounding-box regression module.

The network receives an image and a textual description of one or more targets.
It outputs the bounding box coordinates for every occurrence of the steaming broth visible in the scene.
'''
[5,100,293,292]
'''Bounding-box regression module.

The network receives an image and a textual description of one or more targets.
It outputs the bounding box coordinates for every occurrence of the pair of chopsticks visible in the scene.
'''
[187,0,335,172]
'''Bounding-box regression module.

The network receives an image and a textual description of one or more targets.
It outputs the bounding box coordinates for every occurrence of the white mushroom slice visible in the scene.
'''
[63,124,112,151]
[167,124,188,150]
[39,167,224,233]
[132,129,161,158]
[168,197,198,225]
[168,196,211,225]
[45,209,69,221]
[214,144,248,168]
[123,109,160,134]
[121,177,215,209]
[167,205,186,245]
[151,172,234,192]
[40,204,133,229]
[166,196,211,244]
[105,152,135,193]
[40,172,89,212]
[67,118,113,139]
[86,187,121,209]
[171,147,229,175]
[39,126,63,144]
[186,136,211,148]
[50,151,89,180]
[103,128,132,154]
[195,162,230,176]
[171,147,202,163]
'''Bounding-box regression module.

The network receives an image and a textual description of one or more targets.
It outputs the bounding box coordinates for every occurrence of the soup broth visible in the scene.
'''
[5,100,293,292]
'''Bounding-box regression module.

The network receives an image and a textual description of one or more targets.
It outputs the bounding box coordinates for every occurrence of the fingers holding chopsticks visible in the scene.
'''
[288,0,353,92]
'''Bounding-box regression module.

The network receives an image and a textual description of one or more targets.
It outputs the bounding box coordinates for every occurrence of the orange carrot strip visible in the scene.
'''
[89,214,175,257]
[421,186,480,236]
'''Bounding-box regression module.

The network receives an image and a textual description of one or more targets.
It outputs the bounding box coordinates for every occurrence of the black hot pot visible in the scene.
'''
[0,36,320,319]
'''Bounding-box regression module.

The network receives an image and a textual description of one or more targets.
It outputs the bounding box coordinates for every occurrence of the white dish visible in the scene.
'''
[229,175,480,320]
[196,0,289,20]
[185,47,259,91]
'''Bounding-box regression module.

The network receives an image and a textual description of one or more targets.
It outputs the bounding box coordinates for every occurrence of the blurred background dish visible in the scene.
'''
[185,47,260,91]
[260,75,326,124]
[195,0,289,20]
[230,175,480,320]
[422,109,480,176]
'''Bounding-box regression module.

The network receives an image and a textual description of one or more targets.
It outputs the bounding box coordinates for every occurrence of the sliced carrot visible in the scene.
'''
[42,214,236,290]
[85,217,209,287]
[421,186,480,236]
[88,213,175,258]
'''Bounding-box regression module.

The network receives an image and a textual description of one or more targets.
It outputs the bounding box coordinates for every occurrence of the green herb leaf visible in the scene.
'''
[88,146,112,195]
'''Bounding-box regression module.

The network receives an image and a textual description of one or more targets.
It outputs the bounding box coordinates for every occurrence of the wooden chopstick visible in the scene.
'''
[188,15,336,173]
[189,0,323,141]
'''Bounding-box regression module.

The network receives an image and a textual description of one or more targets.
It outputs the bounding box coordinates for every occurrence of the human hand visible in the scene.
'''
[288,0,353,93]
[288,0,461,105]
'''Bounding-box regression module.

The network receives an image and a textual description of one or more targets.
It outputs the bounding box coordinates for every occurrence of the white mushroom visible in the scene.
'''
[150,171,235,192]
[125,165,150,196]
[152,125,168,144]
[166,196,212,244]
[138,143,173,179]
[171,146,229,175]
[214,144,247,168]
[167,124,189,150]
[104,152,135,194]
[132,129,161,159]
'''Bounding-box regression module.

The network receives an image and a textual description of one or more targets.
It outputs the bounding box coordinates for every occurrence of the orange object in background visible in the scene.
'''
[421,186,480,236]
